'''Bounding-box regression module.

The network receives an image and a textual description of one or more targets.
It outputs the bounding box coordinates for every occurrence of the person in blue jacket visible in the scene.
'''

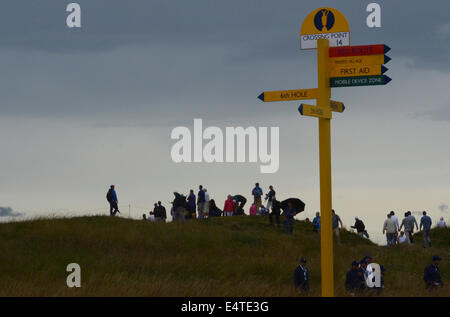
[345,261,365,296]
[106,185,120,216]
[424,255,443,290]
[251,183,263,210]
[293,257,309,293]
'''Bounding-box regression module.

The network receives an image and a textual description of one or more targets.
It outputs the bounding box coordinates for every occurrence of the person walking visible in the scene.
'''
[265,185,276,211]
[399,211,418,244]
[269,199,281,227]
[332,209,344,245]
[106,185,120,216]
[420,211,432,248]
[283,202,296,234]
[293,258,309,294]
[252,183,263,210]
[172,192,186,224]
[352,217,369,239]
[223,195,236,217]
[389,211,399,244]
[383,213,398,247]
[197,185,206,219]
[312,212,321,233]
[424,255,443,290]
[345,261,365,296]
[437,217,446,228]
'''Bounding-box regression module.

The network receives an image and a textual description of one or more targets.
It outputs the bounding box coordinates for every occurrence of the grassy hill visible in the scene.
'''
[0,215,448,297]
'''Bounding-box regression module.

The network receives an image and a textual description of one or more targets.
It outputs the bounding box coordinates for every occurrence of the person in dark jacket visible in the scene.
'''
[351,217,369,238]
[208,199,222,217]
[424,255,443,289]
[293,258,309,293]
[269,199,281,227]
[282,202,296,234]
[172,192,186,224]
[156,201,167,222]
[106,185,120,216]
[345,261,365,296]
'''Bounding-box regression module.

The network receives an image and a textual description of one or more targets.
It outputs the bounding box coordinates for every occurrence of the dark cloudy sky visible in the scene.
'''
[1,0,449,243]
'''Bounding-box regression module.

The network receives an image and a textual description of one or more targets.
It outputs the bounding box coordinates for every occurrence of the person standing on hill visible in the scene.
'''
[283,202,297,234]
[223,195,236,217]
[420,211,432,248]
[265,185,276,211]
[172,192,186,224]
[352,217,369,239]
[203,188,210,218]
[252,183,263,210]
[197,185,206,219]
[187,189,196,219]
[269,199,282,227]
[332,209,343,245]
[293,258,309,294]
[400,211,418,244]
[424,255,443,290]
[106,185,120,216]
[437,217,446,228]
[312,212,321,233]
[156,201,167,222]
[389,211,399,244]
[383,213,398,247]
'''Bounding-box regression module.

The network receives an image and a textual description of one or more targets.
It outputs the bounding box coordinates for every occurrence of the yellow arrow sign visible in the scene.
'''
[258,88,317,102]
[329,64,387,77]
[329,100,345,113]
[329,54,389,68]
[298,104,332,119]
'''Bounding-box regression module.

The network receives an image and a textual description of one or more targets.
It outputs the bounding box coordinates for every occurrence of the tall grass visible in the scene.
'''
[0,216,448,296]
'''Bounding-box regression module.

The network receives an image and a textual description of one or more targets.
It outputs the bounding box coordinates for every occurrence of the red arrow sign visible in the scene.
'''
[329,44,390,58]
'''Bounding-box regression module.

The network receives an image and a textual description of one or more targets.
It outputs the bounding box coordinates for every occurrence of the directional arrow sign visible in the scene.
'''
[329,65,388,77]
[329,54,391,67]
[329,100,345,113]
[330,75,392,88]
[298,104,332,119]
[258,88,317,102]
[329,44,390,58]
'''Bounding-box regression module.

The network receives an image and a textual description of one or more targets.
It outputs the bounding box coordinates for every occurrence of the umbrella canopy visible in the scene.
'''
[233,195,247,204]
[281,198,305,213]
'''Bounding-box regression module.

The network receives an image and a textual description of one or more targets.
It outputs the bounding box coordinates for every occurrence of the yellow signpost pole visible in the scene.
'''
[317,38,334,297]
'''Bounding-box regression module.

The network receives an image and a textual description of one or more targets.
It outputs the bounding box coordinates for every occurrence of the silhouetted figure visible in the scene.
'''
[352,217,369,238]
[106,185,120,216]
[208,199,222,217]
[269,199,281,227]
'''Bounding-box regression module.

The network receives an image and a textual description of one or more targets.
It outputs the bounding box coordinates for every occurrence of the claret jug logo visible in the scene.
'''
[314,9,335,32]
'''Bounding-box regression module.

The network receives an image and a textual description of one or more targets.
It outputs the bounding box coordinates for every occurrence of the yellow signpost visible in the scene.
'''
[329,54,390,67]
[329,64,387,77]
[299,103,332,119]
[258,7,391,297]
[329,100,345,113]
[258,88,317,102]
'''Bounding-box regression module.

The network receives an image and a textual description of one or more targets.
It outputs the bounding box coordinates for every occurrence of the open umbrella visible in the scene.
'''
[281,198,306,214]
